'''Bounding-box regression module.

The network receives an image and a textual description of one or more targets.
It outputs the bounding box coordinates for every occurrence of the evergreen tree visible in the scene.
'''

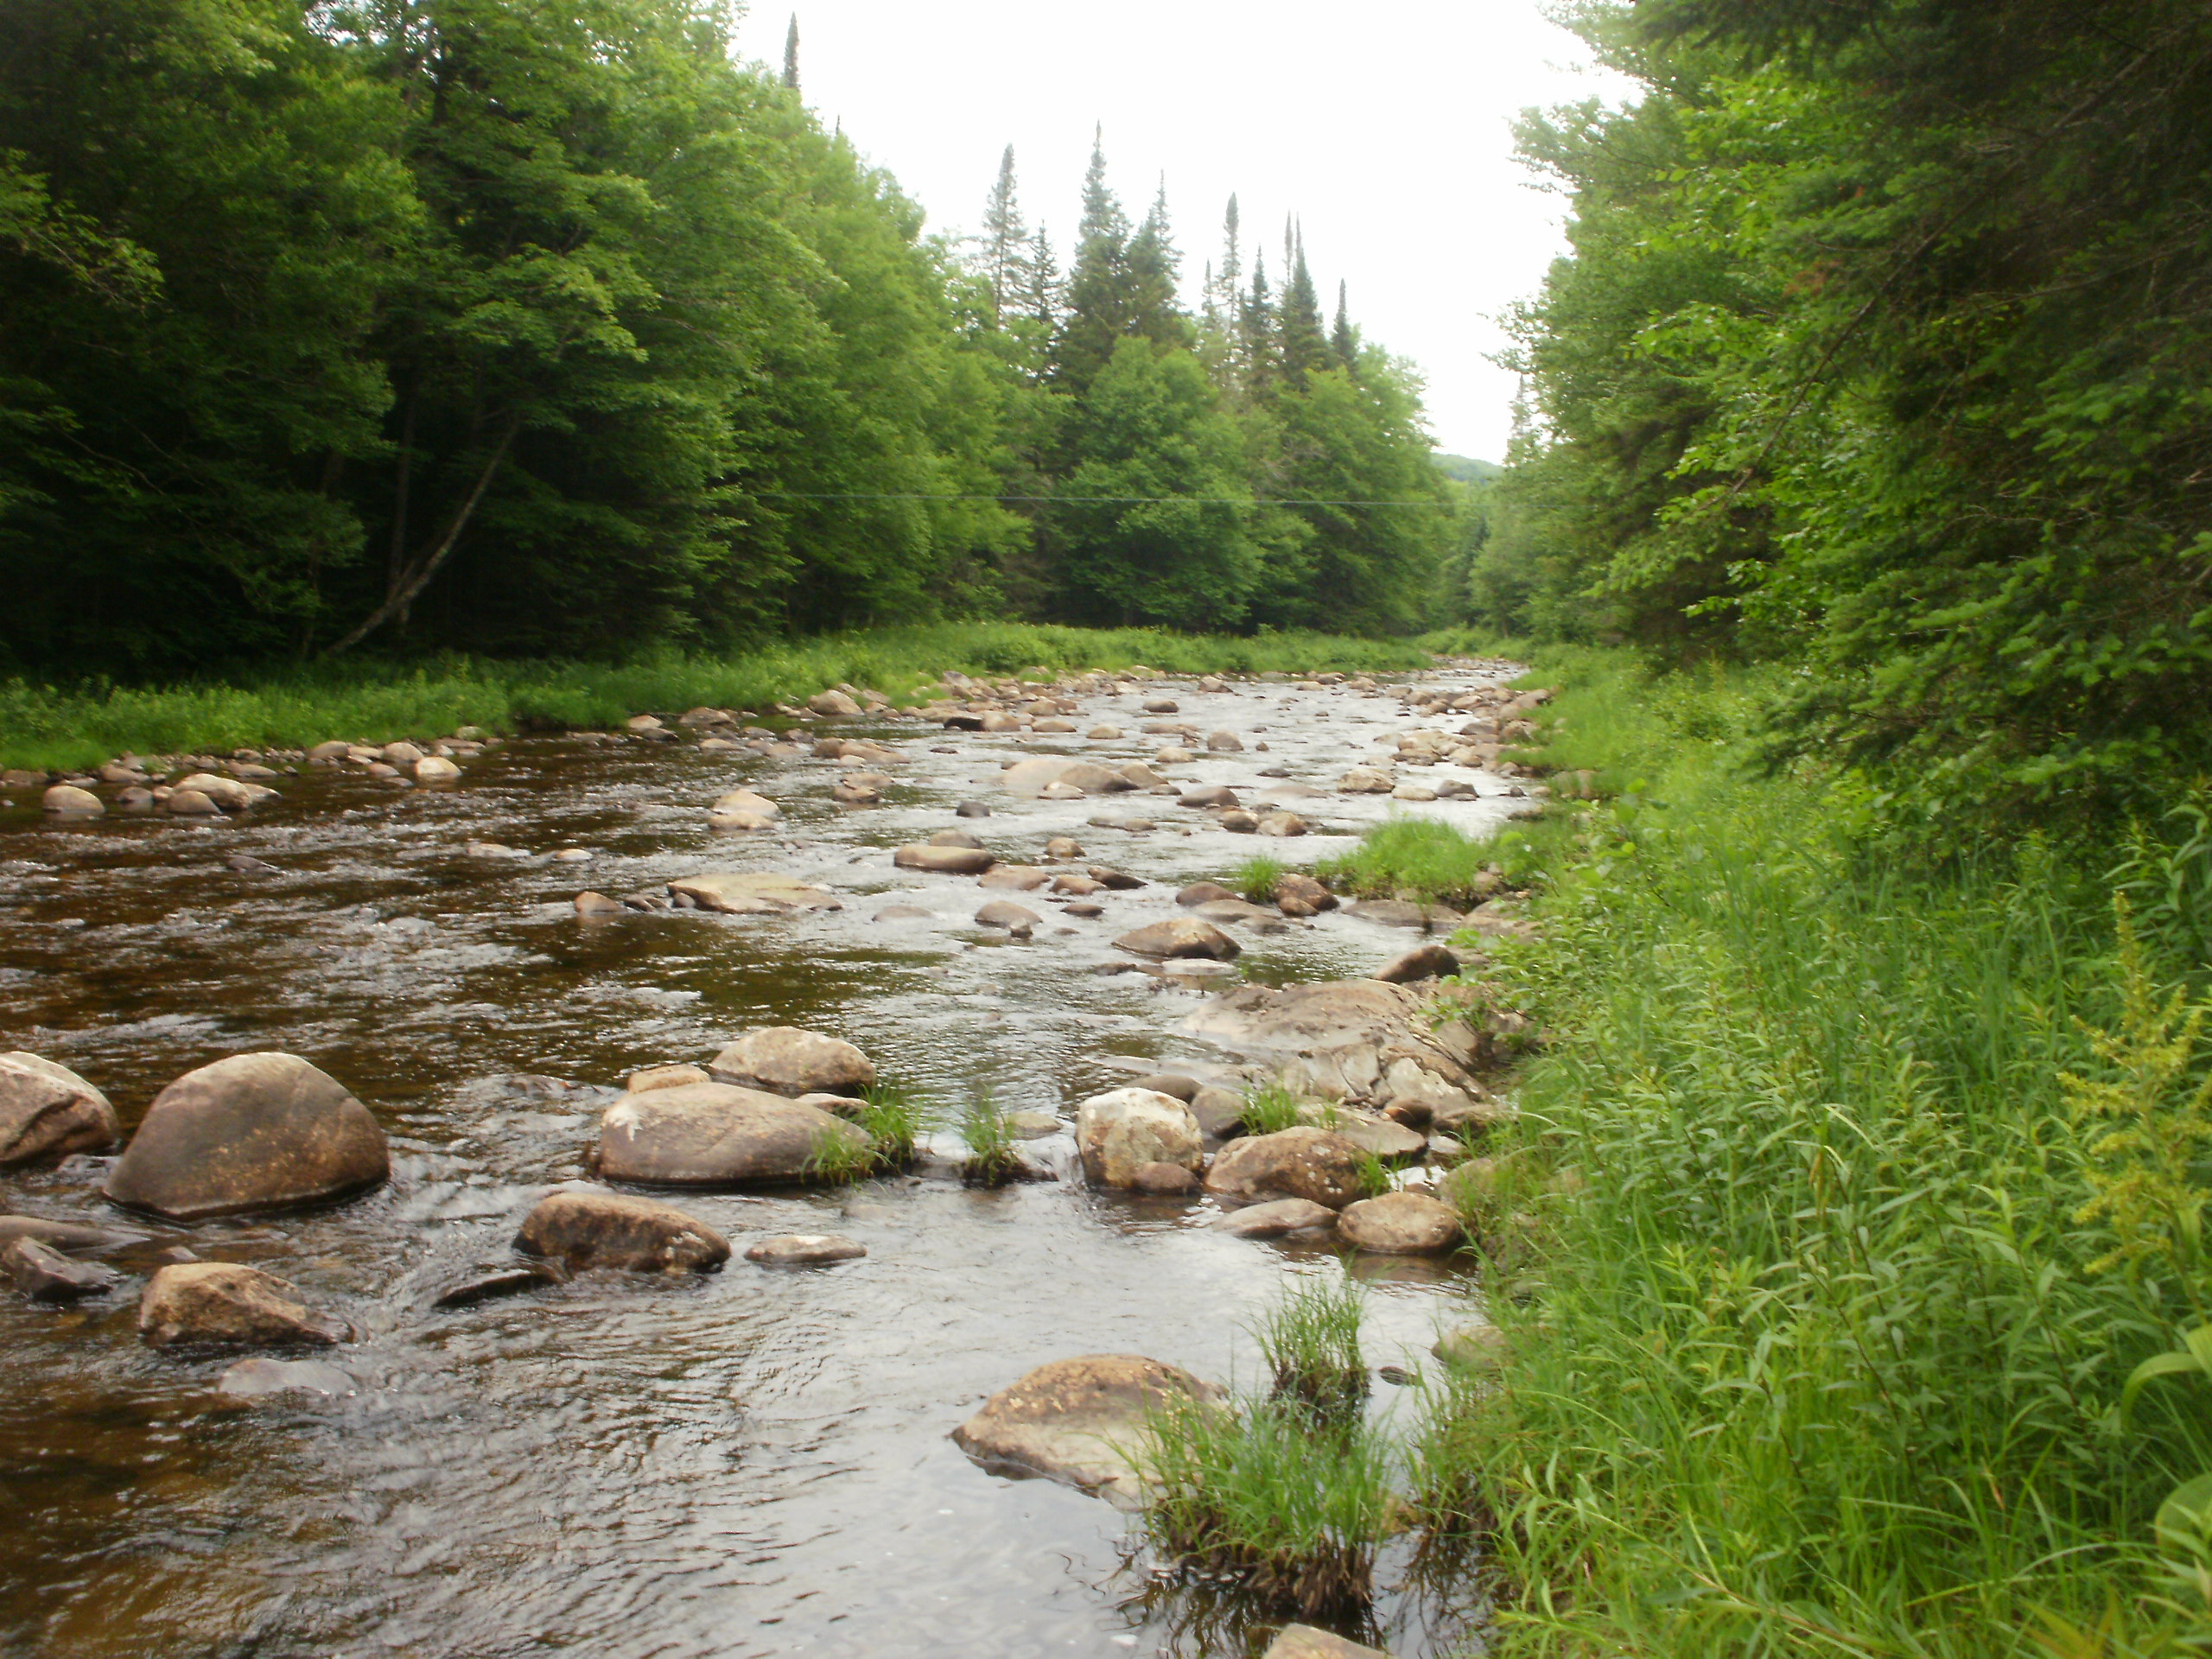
[978,144,1027,321]
[781,15,799,91]
[1123,179,1192,352]
[1051,129,1134,392]
[1278,225,1331,380]
[1240,250,1275,397]
[1332,280,1357,368]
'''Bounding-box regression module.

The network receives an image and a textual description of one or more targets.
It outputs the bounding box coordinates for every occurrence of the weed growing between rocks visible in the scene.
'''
[957,1095,1022,1186]
[1240,1083,1306,1136]
[1232,855,1291,906]
[857,1084,930,1171]
[1255,1273,1369,1418]
[1135,1395,1395,1624]
[1316,817,1522,909]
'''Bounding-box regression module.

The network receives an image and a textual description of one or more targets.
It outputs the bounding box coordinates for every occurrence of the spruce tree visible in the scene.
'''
[782,15,799,91]
[1241,249,1276,397]
[1124,178,1190,351]
[1332,279,1358,368]
[1278,224,1331,380]
[979,145,1028,322]
[1052,129,1135,392]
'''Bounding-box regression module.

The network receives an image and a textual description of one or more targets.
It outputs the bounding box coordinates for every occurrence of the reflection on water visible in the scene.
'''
[0,671,1518,1657]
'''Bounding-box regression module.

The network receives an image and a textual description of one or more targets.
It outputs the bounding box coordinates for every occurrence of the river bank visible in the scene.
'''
[1437,647,2212,1656]
[0,624,1431,778]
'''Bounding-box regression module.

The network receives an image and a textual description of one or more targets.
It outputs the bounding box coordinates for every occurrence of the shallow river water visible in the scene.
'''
[0,666,1523,1659]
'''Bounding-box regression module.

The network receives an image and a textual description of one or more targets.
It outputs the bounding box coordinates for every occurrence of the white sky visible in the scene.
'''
[732,1,1637,461]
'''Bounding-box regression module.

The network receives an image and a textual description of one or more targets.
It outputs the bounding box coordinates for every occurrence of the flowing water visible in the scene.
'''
[0,668,1524,1659]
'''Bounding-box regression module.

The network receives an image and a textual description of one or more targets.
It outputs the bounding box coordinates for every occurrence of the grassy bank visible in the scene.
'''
[0,623,1428,774]
[1397,650,2212,1655]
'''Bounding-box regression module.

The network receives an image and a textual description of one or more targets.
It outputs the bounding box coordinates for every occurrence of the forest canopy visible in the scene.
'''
[0,0,1467,677]
[1446,0,2212,828]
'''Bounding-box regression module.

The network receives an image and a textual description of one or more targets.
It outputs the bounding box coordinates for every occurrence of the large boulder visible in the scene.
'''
[137,1262,346,1350]
[514,1189,730,1272]
[103,1052,389,1221]
[1338,1191,1463,1255]
[41,785,103,817]
[1113,918,1240,961]
[666,873,842,914]
[806,689,861,717]
[1374,943,1460,983]
[951,1354,1218,1505]
[1074,1090,1203,1187]
[1185,980,1492,1121]
[596,1082,868,1185]
[707,1027,875,1097]
[1203,1128,1369,1209]
[0,1052,120,1166]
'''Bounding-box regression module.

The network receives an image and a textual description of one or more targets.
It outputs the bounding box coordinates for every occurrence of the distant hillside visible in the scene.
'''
[1434,454,1503,483]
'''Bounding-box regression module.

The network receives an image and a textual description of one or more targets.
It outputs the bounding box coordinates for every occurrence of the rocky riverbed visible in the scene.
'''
[0,662,1537,1659]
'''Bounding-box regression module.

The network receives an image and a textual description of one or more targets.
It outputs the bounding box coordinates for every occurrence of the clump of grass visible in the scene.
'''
[1231,855,1290,906]
[1350,1148,1393,1200]
[1254,1273,1369,1417]
[1315,817,1516,909]
[857,1082,930,1170]
[1239,1082,1306,1136]
[1135,1396,1396,1623]
[957,1095,1022,1186]
[803,1122,878,1185]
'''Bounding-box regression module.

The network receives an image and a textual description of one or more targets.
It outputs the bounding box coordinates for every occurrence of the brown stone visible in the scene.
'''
[1211,1198,1338,1238]
[707,1027,874,1097]
[667,873,842,914]
[514,1189,730,1271]
[1113,918,1239,961]
[1338,1191,1464,1255]
[137,1262,346,1350]
[893,844,996,874]
[1202,1128,1369,1209]
[0,1052,119,1167]
[104,1052,389,1221]
[597,1082,868,1185]
[1374,944,1461,983]
[951,1355,1219,1504]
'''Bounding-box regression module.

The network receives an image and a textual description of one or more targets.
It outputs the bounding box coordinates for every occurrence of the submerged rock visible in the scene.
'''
[430,1262,569,1308]
[707,1027,875,1097]
[137,1262,346,1350]
[1210,1198,1338,1238]
[0,1052,120,1167]
[1074,1089,1204,1188]
[0,1215,141,1251]
[1202,1128,1369,1209]
[103,1052,389,1221]
[951,1354,1219,1504]
[217,1357,357,1399]
[743,1234,866,1266]
[2,1236,119,1301]
[595,1082,868,1185]
[514,1189,730,1272]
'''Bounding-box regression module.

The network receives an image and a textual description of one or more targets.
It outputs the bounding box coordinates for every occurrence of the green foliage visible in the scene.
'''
[857,1083,931,1172]
[1252,1272,1369,1417]
[1314,817,1506,909]
[1135,1396,1395,1623]
[1237,1083,1305,1137]
[1453,1,2212,833]
[1230,855,1289,906]
[1439,645,2212,1656]
[957,1093,1020,1186]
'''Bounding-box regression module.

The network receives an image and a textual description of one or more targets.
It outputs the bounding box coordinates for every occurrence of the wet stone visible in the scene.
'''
[217,1357,358,1400]
[2,1236,120,1301]
[430,1262,569,1309]
[744,1234,867,1266]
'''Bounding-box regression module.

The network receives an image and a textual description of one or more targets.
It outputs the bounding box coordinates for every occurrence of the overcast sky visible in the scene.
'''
[730,1,1637,461]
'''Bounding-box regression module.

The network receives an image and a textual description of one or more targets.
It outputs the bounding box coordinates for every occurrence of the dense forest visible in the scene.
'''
[0,0,1464,678]
[1444,0,2212,832]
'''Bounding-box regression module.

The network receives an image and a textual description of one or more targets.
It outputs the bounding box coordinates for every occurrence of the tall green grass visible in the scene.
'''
[0,622,1429,772]
[1446,649,2212,1656]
